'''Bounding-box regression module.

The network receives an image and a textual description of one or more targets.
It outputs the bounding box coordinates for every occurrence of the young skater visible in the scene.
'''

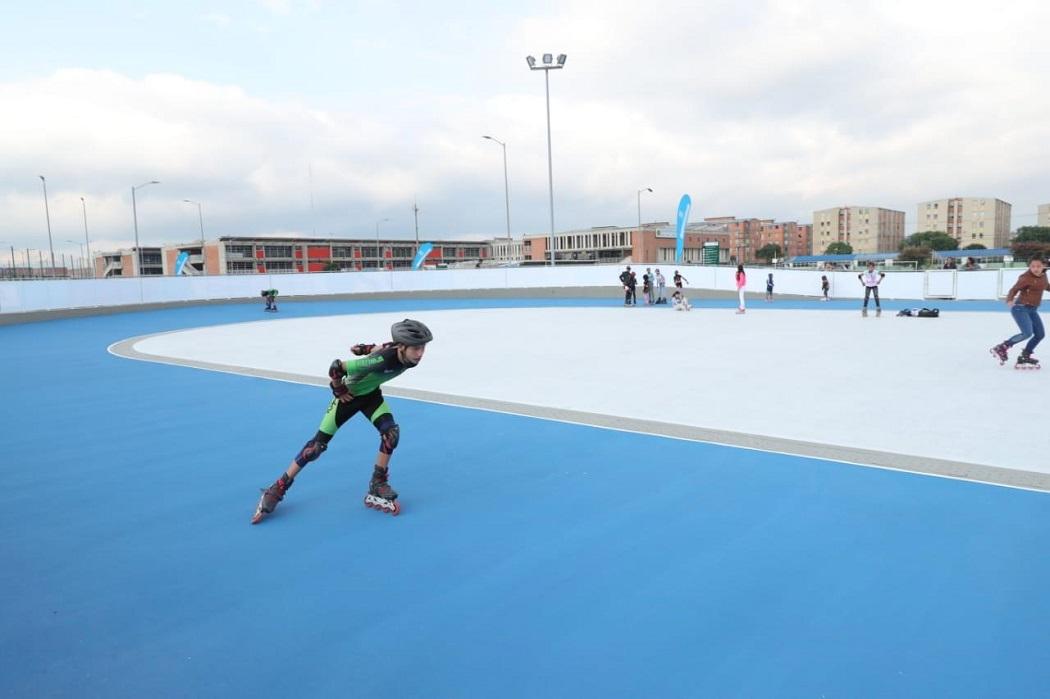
[251,318,434,523]
[990,258,1049,369]
[642,270,653,305]
[673,269,688,290]
[858,262,885,316]
[261,288,279,312]
[671,289,692,311]
[765,273,774,302]
[735,264,747,313]
[655,268,667,304]
[619,265,637,306]
[820,275,830,301]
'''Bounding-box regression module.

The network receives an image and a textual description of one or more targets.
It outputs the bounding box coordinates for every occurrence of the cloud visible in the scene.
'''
[2,0,1049,258]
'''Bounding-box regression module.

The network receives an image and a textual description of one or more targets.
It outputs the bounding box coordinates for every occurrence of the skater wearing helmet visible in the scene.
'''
[990,258,1049,369]
[251,318,434,523]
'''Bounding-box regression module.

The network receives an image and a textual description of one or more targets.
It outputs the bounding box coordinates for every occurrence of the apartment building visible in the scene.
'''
[1038,203,1050,228]
[916,197,1011,248]
[523,223,731,265]
[813,206,905,255]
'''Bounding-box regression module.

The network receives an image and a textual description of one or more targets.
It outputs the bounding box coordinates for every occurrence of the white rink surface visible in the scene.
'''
[128,306,1046,476]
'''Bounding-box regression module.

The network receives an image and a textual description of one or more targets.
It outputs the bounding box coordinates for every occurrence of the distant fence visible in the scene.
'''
[0,265,1041,315]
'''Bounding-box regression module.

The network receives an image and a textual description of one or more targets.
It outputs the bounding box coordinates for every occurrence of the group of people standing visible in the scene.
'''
[619,266,673,305]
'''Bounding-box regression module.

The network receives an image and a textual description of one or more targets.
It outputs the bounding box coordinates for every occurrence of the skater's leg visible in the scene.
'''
[863,286,872,308]
[1005,305,1035,346]
[873,287,881,309]
[738,287,745,310]
[1023,309,1044,354]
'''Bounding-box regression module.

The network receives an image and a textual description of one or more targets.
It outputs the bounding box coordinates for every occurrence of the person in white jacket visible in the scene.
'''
[671,289,692,311]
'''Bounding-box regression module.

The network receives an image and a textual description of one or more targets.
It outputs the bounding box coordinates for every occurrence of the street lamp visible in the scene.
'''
[131,180,160,276]
[80,196,93,278]
[182,199,207,275]
[526,52,567,265]
[482,135,511,240]
[38,175,56,272]
[637,187,653,233]
[65,239,85,278]
[375,217,390,271]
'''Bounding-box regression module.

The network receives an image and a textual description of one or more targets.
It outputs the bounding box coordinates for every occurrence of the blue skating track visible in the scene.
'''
[2,298,1049,698]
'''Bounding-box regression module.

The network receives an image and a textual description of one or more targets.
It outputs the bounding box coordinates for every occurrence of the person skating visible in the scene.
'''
[820,275,830,301]
[251,318,434,523]
[619,265,637,306]
[261,288,279,312]
[765,273,774,302]
[671,289,691,311]
[673,269,688,290]
[655,268,667,303]
[858,262,885,316]
[990,258,1048,369]
[735,264,747,313]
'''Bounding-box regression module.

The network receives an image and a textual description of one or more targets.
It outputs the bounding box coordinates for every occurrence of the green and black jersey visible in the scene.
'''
[339,345,410,397]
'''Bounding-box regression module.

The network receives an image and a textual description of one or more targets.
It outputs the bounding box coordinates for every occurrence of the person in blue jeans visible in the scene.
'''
[990,258,1049,368]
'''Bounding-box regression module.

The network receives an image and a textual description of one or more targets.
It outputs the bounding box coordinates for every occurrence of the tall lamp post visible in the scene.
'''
[80,197,93,278]
[526,53,567,266]
[131,180,160,276]
[375,217,390,271]
[637,186,653,233]
[482,135,511,241]
[182,199,207,275]
[38,175,56,272]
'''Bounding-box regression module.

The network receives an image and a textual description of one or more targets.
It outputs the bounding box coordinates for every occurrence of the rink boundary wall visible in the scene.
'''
[1,265,1040,318]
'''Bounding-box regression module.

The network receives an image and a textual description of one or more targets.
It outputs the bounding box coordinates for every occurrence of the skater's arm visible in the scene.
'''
[1005,279,1024,305]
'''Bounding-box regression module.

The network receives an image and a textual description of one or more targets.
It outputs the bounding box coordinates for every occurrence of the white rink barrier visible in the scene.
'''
[0,264,1042,315]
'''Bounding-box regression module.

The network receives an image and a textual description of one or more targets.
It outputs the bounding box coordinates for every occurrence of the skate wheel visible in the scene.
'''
[390,501,401,516]
[363,496,373,508]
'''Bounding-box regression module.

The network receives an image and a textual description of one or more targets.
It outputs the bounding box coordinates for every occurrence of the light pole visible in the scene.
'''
[526,53,567,266]
[80,196,93,278]
[65,240,85,278]
[38,175,56,272]
[637,186,653,233]
[375,217,390,271]
[482,135,511,240]
[182,199,207,275]
[131,180,160,276]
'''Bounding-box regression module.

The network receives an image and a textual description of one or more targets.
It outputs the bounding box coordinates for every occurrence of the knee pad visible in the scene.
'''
[376,416,400,455]
[294,435,329,468]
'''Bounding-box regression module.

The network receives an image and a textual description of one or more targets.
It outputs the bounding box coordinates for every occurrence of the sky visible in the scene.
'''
[2,0,1049,262]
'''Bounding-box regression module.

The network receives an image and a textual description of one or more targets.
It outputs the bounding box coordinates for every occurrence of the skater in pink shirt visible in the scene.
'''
[735,265,747,314]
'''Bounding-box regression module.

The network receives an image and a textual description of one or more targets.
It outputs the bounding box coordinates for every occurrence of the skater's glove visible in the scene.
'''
[351,343,376,356]
[331,379,353,402]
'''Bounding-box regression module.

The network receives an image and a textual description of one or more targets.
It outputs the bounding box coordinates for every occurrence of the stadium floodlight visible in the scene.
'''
[543,53,552,64]
[526,55,536,68]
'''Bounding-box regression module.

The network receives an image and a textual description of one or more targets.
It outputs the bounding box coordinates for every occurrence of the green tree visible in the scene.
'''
[1011,241,1050,262]
[324,261,341,272]
[962,243,986,250]
[1013,226,1050,243]
[755,243,782,262]
[825,242,853,255]
[897,245,933,268]
[901,231,959,251]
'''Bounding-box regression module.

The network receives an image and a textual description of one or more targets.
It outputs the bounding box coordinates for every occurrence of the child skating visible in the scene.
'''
[990,258,1048,369]
[251,318,434,523]
[765,273,774,302]
[261,288,279,312]
[671,289,692,311]
[735,265,747,313]
[820,275,830,301]
[858,262,885,316]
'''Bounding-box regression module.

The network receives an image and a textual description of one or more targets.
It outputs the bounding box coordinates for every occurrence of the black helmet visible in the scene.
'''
[391,318,433,346]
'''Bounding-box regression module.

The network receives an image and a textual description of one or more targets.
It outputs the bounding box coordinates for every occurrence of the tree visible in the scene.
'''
[825,242,853,255]
[901,231,959,251]
[897,246,932,268]
[324,261,341,272]
[1013,226,1050,243]
[755,243,782,262]
[962,243,986,250]
[1011,241,1050,262]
